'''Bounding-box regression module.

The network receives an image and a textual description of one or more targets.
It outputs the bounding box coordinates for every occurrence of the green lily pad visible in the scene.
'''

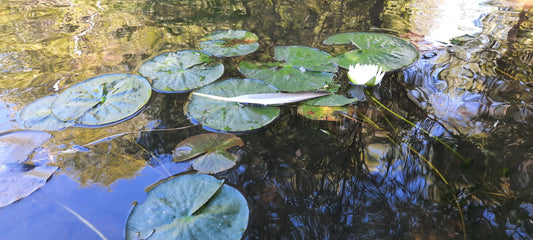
[239,46,337,92]
[173,133,244,174]
[51,73,152,126]
[0,130,56,207]
[125,174,249,240]
[302,94,358,106]
[186,78,280,132]
[200,30,259,57]
[138,50,224,93]
[19,95,74,131]
[323,32,418,71]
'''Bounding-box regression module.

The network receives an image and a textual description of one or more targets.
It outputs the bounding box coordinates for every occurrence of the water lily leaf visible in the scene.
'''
[302,93,358,106]
[51,73,152,126]
[200,30,259,57]
[323,32,418,71]
[19,95,74,131]
[297,105,354,121]
[138,50,224,93]
[239,46,337,92]
[125,174,249,240]
[239,62,334,92]
[186,78,280,132]
[0,130,56,207]
[192,91,331,105]
[274,46,338,72]
[173,133,243,173]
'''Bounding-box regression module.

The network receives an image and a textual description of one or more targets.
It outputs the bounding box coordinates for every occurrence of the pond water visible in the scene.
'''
[0,0,532,239]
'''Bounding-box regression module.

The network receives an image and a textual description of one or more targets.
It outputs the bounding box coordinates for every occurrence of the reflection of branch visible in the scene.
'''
[55,201,108,240]
[340,91,467,240]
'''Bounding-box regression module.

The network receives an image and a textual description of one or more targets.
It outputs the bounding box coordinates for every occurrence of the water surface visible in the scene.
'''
[0,0,532,239]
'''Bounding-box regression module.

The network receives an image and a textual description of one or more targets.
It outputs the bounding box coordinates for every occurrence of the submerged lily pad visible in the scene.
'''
[173,133,244,173]
[19,95,74,131]
[138,50,224,93]
[323,32,418,71]
[200,30,259,57]
[125,174,249,240]
[51,73,152,126]
[239,46,337,92]
[186,78,280,132]
[0,130,56,207]
[297,105,354,121]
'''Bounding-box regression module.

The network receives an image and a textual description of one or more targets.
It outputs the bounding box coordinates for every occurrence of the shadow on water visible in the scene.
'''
[0,0,532,239]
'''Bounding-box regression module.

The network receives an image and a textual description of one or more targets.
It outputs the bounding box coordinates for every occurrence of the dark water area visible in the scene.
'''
[0,0,532,239]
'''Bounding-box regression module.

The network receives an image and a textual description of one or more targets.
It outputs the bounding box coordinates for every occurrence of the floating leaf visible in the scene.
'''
[297,105,354,121]
[200,30,259,57]
[19,95,74,131]
[239,46,337,92]
[0,130,56,207]
[125,174,249,240]
[51,73,152,126]
[186,78,280,132]
[138,50,224,93]
[239,64,334,92]
[274,46,338,72]
[302,93,358,106]
[192,91,330,105]
[173,133,243,173]
[323,32,418,71]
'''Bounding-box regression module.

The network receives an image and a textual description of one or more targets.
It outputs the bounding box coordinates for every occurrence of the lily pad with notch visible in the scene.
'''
[239,46,338,92]
[0,130,56,207]
[323,32,419,71]
[200,30,259,57]
[19,94,74,131]
[51,73,152,126]
[173,133,244,174]
[138,50,224,93]
[125,174,249,240]
[185,78,281,132]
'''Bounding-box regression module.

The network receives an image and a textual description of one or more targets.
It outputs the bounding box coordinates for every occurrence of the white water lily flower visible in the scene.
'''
[347,63,385,86]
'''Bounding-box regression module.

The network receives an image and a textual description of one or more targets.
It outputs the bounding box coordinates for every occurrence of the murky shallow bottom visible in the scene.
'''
[0,0,532,239]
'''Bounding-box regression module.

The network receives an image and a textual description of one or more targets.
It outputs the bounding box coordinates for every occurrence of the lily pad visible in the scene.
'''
[138,50,224,93]
[51,73,152,126]
[125,174,249,240]
[239,46,337,92]
[186,78,280,132]
[19,95,74,131]
[302,93,358,107]
[323,32,418,71]
[297,105,354,121]
[173,133,244,174]
[0,130,56,207]
[200,30,259,57]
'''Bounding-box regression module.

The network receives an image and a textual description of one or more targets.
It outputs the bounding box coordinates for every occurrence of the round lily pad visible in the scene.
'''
[138,50,224,93]
[125,174,249,240]
[323,32,419,71]
[239,46,337,92]
[200,30,259,57]
[51,73,152,126]
[186,79,280,132]
[0,130,56,207]
[19,95,74,131]
[173,133,243,174]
